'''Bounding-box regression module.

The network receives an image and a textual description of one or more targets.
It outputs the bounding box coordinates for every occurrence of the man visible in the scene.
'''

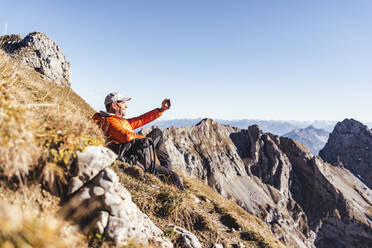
[93,92,184,190]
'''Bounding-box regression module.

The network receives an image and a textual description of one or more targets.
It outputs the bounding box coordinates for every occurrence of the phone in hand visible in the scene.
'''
[165,99,171,108]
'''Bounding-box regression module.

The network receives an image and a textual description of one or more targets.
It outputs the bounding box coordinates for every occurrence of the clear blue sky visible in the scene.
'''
[2,0,372,122]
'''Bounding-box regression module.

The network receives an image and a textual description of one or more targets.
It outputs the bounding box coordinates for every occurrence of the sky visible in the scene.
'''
[1,0,372,122]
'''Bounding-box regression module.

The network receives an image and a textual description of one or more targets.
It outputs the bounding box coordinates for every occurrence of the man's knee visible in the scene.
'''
[147,128,164,144]
[151,128,163,138]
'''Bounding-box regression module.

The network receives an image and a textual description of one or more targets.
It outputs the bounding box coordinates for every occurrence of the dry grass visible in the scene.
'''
[0,52,41,180]
[0,183,87,248]
[0,50,104,194]
[113,162,285,248]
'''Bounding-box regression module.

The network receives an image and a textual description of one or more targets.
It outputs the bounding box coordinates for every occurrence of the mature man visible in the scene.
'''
[93,92,184,190]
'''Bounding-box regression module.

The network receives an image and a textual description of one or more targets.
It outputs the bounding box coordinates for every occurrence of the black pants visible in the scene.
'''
[110,128,184,190]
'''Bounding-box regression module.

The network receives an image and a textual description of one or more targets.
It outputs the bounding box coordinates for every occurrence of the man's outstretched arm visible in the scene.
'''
[128,99,171,130]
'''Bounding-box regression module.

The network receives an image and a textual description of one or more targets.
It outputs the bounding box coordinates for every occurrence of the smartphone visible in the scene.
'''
[166,99,171,107]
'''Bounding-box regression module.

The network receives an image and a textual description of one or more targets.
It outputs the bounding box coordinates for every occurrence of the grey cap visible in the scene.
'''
[104,92,131,105]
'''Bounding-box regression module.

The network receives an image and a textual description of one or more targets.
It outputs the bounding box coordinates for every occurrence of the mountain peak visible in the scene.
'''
[334,118,371,135]
[0,32,71,86]
[196,118,216,126]
[305,125,315,130]
[320,118,372,188]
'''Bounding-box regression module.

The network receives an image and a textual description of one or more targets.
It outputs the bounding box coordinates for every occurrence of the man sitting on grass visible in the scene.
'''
[93,92,184,190]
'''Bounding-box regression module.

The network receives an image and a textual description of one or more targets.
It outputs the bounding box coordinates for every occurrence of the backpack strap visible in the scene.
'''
[147,138,156,173]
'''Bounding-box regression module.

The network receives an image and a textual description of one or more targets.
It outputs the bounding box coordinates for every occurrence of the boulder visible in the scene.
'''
[170,225,202,248]
[0,32,71,86]
[65,168,172,247]
[63,146,172,247]
[68,146,117,195]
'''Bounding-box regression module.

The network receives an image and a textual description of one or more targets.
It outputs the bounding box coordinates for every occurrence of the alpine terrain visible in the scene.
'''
[155,119,372,248]
[1,32,372,248]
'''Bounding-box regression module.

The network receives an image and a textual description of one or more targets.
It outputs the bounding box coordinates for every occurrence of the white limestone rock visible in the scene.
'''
[0,32,72,86]
[65,168,172,247]
[96,211,109,234]
[68,146,117,195]
[171,225,202,248]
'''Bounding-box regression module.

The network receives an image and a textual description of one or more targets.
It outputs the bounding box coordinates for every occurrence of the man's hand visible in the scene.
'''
[161,99,171,112]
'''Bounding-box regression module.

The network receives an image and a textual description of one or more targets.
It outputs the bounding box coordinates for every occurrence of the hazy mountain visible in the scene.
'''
[145,119,338,135]
[283,125,329,155]
[143,118,203,129]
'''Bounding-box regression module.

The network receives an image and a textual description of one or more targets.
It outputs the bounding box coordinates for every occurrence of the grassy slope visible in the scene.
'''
[0,50,103,247]
[0,50,284,248]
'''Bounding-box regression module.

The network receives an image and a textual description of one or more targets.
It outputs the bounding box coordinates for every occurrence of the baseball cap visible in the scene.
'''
[104,92,132,105]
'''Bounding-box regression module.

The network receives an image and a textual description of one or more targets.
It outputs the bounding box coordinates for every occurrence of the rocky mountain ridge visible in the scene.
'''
[150,118,372,248]
[283,125,329,155]
[0,32,71,86]
[319,118,372,189]
[145,119,345,135]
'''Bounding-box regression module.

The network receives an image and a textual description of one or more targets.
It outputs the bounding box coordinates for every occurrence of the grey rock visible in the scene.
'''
[96,211,109,234]
[65,166,172,247]
[0,32,71,86]
[102,167,118,183]
[159,118,372,248]
[103,190,123,214]
[79,187,92,200]
[68,146,117,195]
[171,225,202,248]
[92,186,105,197]
[236,242,245,248]
[319,118,372,189]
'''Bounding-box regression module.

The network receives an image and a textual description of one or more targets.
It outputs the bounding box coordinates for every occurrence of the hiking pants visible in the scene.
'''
[109,128,184,190]
[146,128,184,190]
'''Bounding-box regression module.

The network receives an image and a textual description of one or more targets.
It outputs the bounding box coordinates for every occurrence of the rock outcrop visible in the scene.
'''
[170,225,202,248]
[319,118,372,189]
[0,32,71,86]
[63,146,172,247]
[283,125,329,155]
[156,118,372,248]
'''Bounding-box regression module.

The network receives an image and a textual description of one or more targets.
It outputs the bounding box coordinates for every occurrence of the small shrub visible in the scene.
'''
[156,190,183,217]
[240,230,271,248]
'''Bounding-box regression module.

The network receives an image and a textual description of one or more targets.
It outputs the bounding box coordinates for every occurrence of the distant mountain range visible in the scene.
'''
[144,118,368,135]
[144,119,372,157]
[283,125,330,155]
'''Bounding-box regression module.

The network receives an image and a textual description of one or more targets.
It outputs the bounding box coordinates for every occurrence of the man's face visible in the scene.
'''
[112,100,127,116]
[117,101,127,116]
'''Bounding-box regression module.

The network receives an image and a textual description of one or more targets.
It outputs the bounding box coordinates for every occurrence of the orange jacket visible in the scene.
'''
[92,108,162,144]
